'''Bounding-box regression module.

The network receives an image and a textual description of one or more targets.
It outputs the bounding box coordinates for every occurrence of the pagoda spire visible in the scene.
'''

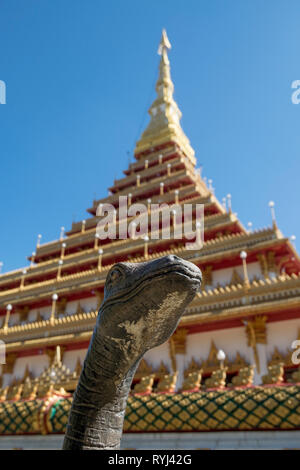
[135,29,195,163]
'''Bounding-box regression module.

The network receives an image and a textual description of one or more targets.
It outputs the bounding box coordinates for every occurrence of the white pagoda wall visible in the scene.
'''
[212,262,262,286]
[142,316,300,387]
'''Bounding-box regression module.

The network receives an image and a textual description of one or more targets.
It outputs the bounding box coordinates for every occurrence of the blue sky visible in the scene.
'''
[0,0,299,272]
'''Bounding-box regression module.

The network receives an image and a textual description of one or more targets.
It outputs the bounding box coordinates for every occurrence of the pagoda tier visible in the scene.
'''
[0,227,297,307]
[1,29,300,426]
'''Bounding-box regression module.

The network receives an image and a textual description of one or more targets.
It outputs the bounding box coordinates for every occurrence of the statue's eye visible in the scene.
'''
[106,267,124,288]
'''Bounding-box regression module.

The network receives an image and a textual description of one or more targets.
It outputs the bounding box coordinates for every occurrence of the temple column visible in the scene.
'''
[169,328,188,390]
[244,316,268,384]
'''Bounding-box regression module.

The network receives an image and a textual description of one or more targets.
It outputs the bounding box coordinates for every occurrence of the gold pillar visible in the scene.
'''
[20,269,27,290]
[61,242,67,259]
[50,294,58,326]
[144,236,149,259]
[98,249,103,272]
[240,251,250,291]
[2,304,12,334]
[174,189,179,204]
[244,315,267,374]
[94,233,100,250]
[57,259,63,280]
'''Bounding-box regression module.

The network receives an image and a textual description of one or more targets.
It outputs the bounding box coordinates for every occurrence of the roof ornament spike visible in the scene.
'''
[158,28,171,55]
[134,29,195,163]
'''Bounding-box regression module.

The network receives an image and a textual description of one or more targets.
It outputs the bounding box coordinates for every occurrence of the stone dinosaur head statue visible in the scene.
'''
[97,255,202,359]
[63,255,201,450]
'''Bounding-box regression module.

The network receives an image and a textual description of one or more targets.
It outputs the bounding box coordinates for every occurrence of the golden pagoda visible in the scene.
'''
[0,30,300,450]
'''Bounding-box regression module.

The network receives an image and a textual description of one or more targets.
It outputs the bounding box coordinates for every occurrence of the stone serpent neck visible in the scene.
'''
[63,328,140,450]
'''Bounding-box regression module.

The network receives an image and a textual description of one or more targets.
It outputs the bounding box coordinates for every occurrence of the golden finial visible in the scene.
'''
[135,30,195,163]
[158,29,171,54]
[54,345,61,365]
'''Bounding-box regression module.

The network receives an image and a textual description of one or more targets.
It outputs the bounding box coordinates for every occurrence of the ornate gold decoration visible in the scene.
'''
[17,306,30,323]
[202,265,213,287]
[22,378,38,400]
[204,367,227,389]
[200,341,229,373]
[134,30,195,162]
[184,345,248,379]
[156,372,178,393]
[36,311,43,322]
[45,345,65,364]
[257,252,278,278]
[248,316,268,344]
[244,315,267,374]
[133,374,155,394]
[37,346,78,396]
[38,384,69,400]
[7,383,23,401]
[267,251,277,273]
[155,361,170,380]
[229,352,249,372]
[169,328,188,372]
[5,346,79,401]
[169,337,176,372]
[182,370,202,392]
[230,269,243,286]
[75,303,85,315]
[269,347,287,366]
[57,297,67,315]
[262,363,284,385]
[257,253,269,278]
[20,364,32,384]
[288,367,300,383]
[0,386,8,401]
[184,357,202,378]
[134,359,154,380]
[171,328,188,354]
[229,365,255,387]
[1,385,300,435]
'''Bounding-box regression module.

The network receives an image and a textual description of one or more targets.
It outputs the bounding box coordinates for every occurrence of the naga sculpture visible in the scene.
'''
[262,363,285,385]
[181,370,203,392]
[204,367,228,389]
[63,255,202,449]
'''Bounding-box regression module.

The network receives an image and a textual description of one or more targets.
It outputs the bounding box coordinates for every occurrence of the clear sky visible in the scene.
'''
[0,0,299,272]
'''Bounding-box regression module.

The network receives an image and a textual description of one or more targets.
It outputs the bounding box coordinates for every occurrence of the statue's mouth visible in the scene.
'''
[100,258,202,311]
